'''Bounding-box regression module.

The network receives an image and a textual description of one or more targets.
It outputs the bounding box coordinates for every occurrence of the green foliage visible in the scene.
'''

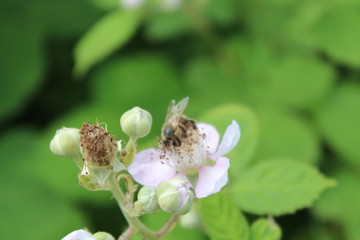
[315,82,360,169]
[234,159,335,215]
[1,0,359,239]
[145,10,193,41]
[250,218,281,240]
[313,169,360,240]
[198,191,249,240]
[0,129,87,240]
[253,110,320,165]
[308,6,360,67]
[75,9,140,75]
[0,17,44,123]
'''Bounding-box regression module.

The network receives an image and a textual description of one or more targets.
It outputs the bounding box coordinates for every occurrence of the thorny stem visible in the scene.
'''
[109,173,180,240]
[118,227,136,240]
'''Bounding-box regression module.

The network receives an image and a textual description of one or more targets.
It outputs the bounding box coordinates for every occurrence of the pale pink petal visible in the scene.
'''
[197,123,220,154]
[128,148,177,187]
[213,120,240,158]
[62,229,95,240]
[194,157,230,198]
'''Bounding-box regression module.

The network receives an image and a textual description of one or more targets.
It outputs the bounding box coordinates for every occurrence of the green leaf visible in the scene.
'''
[250,218,281,240]
[227,38,335,110]
[313,169,360,240]
[199,104,259,176]
[74,9,140,75]
[234,159,335,215]
[315,82,360,169]
[253,109,320,165]
[198,191,249,240]
[265,51,335,109]
[308,7,360,67]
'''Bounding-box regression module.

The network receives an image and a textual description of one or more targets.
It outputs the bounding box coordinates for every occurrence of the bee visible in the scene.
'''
[161,97,197,147]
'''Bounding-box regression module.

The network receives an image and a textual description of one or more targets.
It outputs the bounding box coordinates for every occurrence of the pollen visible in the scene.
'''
[80,122,118,167]
[159,130,207,172]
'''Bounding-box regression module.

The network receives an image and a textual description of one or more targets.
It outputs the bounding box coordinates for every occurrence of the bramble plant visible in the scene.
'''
[51,97,335,240]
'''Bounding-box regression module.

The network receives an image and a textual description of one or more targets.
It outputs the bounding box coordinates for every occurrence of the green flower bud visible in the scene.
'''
[156,177,194,215]
[50,127,80,157]
[180,207,201,229]
[134,186,160,214]
[120,107,152,139]
[93,232,115,240]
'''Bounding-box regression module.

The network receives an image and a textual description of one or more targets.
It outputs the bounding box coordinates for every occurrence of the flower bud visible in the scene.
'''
[50,127,80,157]
[120,107,152,139]
[80,122,118,168]
[134,186,160,214]
[180,207,201,229]
[156,177,194,215]
[93,232,115,240]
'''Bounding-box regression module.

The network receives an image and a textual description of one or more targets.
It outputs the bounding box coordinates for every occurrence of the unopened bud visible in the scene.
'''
[156,177,194,215]
[80,122,118,168]
[180,207,201,229]
[134,186,160,214]
[50,127,80,157]
[120,107,152,139]
[93,232,115,240]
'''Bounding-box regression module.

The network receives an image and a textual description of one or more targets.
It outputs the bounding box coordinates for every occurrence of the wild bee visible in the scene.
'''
[161,97,197,147]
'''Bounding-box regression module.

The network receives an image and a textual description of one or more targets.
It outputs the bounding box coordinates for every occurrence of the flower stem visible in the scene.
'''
[109,174,157,240]
[118,227,136,240]
[156,215,179,238]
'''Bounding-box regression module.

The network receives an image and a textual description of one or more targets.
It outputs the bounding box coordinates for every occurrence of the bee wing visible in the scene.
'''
[165,97,189,127]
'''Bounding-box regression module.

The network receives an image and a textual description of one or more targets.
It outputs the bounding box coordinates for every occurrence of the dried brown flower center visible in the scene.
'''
[80,122,118,167]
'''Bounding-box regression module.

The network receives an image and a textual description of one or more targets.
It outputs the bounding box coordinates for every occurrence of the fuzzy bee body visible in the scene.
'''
[161,97,197,147]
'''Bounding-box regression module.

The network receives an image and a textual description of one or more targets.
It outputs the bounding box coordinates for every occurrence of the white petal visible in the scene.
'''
[197,123,220,155]
[194,157,230,198]
[128,148,177,187]
[214,120,240,158]
[62,229,95,240]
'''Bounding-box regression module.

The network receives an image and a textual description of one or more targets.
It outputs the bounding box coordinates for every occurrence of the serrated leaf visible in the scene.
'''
[199,104,259,176]
[234,159,335,215]
[250,218,281,240]
[74,9,140,75]
[315,82,360,169]
[198,191,249,240]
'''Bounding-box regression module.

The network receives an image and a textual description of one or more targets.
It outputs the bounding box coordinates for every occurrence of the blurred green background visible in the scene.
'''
[0,0,360,239]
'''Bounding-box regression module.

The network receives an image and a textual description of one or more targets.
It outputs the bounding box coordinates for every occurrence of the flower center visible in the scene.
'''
[159,132,207,172]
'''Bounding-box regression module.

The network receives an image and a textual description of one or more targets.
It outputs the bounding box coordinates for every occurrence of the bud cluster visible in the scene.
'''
[135,177,194,216]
